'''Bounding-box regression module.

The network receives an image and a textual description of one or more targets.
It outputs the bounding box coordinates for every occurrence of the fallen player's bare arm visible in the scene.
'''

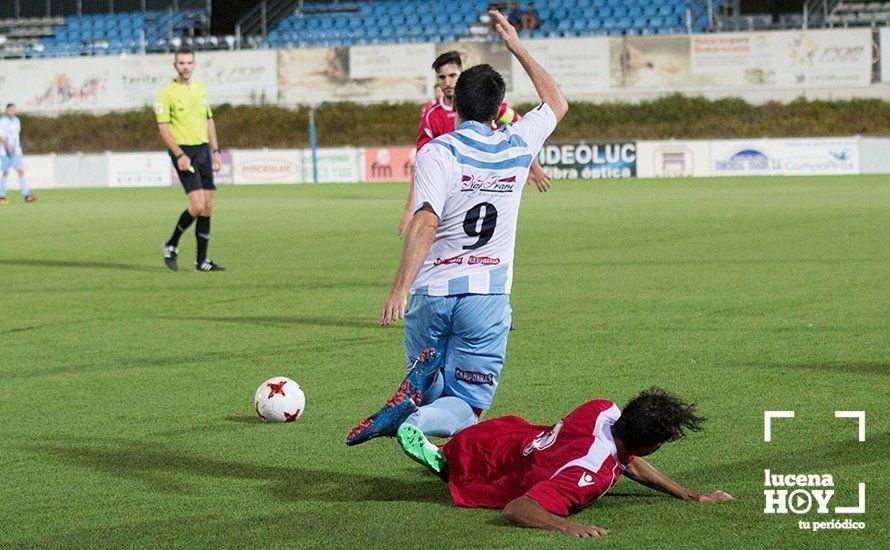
[624,458,734,502]
[501,496,608,538]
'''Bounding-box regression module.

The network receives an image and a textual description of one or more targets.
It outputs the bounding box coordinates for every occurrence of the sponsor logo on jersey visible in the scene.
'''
[460,174,518,195]
[433,255,464,266]
[468,256,500,265]
[523,421,564,456]
[578,472,597,488]
[454,367,494,386]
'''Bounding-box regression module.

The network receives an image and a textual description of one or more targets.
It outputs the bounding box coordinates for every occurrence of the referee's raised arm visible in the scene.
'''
[157,47,226,273]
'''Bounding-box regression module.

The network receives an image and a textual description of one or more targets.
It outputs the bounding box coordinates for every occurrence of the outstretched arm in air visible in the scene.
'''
[490,9,568,121]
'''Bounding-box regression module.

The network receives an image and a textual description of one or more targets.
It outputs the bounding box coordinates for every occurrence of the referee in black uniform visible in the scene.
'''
[156,47,225,272]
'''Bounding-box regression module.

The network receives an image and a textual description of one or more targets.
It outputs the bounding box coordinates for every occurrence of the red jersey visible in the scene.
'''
[442,400,634,516]
[416,99,521,151]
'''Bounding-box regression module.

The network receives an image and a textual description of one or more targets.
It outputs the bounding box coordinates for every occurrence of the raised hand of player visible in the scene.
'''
[489,10,521,50]
[380,291,408,326]
[527,161,551,192]
[694,490,734,503]
[560,522,608,538]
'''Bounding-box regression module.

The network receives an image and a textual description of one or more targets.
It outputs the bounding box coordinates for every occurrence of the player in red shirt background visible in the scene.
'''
[396,387,733,538]
[398,50,552,237]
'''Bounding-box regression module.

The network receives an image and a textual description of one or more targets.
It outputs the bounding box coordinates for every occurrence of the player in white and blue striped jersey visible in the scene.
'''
[346,10,568,446]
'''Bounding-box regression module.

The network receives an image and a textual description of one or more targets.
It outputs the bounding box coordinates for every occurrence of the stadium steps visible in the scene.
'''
[822,0,889,27]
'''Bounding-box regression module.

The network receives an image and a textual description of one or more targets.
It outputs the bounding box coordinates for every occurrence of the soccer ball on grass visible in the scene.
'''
[254,377,305,422]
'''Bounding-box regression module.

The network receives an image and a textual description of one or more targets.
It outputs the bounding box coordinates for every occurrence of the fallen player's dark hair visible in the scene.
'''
[454,64,505,124]
[432,50,462,71]
[614,387,705,449]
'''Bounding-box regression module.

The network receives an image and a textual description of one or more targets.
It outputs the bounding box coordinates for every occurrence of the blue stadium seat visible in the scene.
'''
[259,0,707,49]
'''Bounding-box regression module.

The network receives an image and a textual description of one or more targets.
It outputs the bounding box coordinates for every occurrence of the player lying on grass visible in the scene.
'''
[345,11,567,446]
[398,387,733,538]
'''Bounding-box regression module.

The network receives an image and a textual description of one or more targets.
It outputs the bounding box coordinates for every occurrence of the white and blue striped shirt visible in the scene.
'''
[410,102,557,296]
[0,115,22,156]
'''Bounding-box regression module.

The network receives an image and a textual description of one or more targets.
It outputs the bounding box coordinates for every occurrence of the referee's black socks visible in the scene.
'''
[196,216,211,264]
[168,210,195,247]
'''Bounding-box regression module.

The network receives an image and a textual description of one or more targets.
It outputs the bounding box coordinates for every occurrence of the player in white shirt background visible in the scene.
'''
[346,10,568,446]
[0,103,37,204]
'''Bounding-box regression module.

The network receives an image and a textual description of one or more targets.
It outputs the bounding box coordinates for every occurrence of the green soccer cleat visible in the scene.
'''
[397,423,446,475]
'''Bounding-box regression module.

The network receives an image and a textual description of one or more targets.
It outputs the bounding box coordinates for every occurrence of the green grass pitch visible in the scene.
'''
[1,176,887,548]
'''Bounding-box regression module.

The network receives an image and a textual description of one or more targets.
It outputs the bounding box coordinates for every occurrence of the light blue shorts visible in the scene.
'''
[404,293,512,411]
[1,153,24,172]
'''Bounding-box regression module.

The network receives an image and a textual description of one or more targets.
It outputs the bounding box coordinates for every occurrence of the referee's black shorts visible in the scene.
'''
[169,143,215,194]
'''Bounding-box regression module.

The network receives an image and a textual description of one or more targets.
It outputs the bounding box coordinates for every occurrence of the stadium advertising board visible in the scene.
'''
[882,28,890,83]
[852,137,890,174]
[711,138,859,176]
[278,46,428,104]
[214,150,235,184]
[232,149,302,185]
[537,142,637,179]
[0,56,120,112]
[120,50,277,108]
[611,29,872,92]
[54,153,109,188]
[0,50,277,113]
[349,43,433,80]
[107,152,172,187]
[363,146,416,182]
[693,29,872,89]
[20,154,56,189]
[772,29,872,88]
[610,35,697,91]
[691,33,778,88]
[437,41,514,92]
[300,147,362,183]
[512,38,610,95]
[197,50,278,104]
[636,140,711,178]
